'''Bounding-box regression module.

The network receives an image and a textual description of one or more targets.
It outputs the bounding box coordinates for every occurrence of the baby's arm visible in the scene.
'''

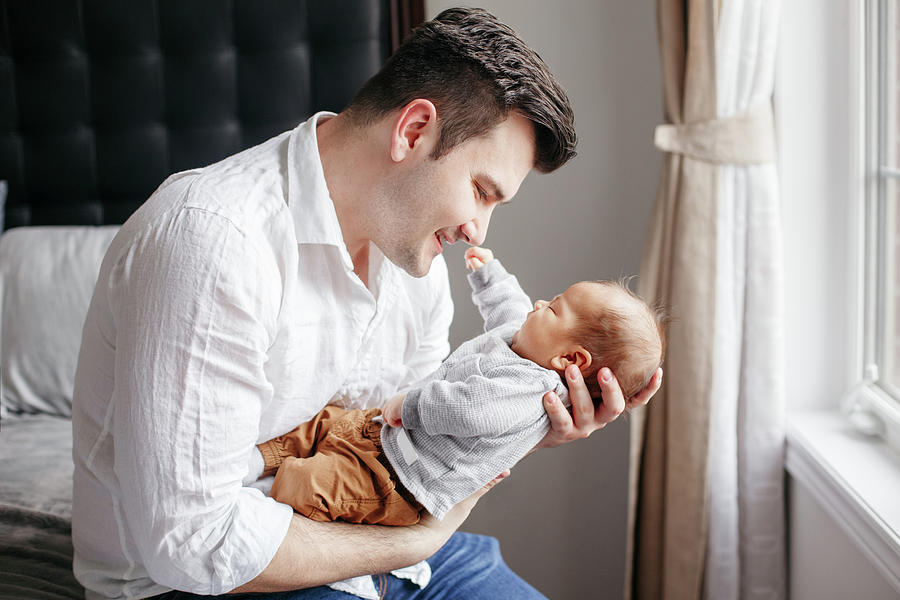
[402,367,550,439]
[464,247,533,332]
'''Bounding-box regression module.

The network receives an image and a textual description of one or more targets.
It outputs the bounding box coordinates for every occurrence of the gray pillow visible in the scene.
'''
[0,226,119,418]
[0,181,6,232]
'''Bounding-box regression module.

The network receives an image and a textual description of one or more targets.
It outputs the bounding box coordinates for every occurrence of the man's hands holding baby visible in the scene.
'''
[538,365,663,449]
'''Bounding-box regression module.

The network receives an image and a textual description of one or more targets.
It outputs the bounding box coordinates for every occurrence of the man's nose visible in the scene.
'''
[460,205,494,246]
[459,221,481,246]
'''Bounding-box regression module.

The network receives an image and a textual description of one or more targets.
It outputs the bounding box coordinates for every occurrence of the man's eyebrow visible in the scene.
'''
[478,174,507,203]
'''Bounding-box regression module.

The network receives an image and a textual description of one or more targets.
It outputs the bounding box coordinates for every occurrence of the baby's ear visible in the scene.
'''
[573,347,592,370]
[550,347,592,371]
[549,355,570,371]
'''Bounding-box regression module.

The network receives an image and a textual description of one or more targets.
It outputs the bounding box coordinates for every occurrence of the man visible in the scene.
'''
[71,8,661,599]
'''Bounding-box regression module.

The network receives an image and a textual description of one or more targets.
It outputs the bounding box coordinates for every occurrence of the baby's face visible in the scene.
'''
[511,281,606,369]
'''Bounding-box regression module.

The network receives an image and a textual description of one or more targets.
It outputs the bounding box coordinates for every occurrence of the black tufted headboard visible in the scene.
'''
[0,0,424,230]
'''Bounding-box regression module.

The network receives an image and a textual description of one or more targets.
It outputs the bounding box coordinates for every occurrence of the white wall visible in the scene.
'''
[777,0,859,411]
[788,479,899,600]
[424,1,661,597]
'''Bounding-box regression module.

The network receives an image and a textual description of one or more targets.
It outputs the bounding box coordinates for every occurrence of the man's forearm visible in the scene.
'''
[230,512,444,593]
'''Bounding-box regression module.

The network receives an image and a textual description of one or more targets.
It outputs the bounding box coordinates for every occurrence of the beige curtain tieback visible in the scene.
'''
[653,101,775,164]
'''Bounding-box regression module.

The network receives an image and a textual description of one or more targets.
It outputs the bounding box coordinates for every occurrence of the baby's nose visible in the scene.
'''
[534,300,547,310]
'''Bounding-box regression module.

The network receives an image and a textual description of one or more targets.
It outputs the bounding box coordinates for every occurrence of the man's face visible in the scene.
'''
[374,112,536,277]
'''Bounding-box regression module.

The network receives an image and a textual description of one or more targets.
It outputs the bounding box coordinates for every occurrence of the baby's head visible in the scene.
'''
[510,279,666,401]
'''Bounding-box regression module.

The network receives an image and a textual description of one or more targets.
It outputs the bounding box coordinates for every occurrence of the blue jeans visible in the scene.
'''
[153,532,545,599]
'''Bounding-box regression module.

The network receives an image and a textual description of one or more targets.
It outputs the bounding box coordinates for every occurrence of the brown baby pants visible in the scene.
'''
[258,406,423,526]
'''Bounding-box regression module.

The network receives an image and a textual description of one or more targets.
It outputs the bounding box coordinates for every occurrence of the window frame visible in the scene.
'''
[852,0,900,452]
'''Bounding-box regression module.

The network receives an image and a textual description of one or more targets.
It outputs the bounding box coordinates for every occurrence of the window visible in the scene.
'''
[874,0,900,392]
[781,2,900,589]
[852,0,900,448]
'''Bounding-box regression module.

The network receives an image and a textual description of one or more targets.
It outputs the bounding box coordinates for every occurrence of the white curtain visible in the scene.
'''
[627,2,785,597]
[704,1,785,599]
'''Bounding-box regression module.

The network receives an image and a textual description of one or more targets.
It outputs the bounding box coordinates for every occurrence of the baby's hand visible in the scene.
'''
[382,393,405,428]
[465,246,494,271]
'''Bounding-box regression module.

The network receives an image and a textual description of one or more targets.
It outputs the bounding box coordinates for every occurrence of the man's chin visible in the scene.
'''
[373,243,433,278]
[405,264,431,278]
[393,250,433,278]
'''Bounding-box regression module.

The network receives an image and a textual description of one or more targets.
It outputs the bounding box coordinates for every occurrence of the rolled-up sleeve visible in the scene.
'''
[107,206,293,593]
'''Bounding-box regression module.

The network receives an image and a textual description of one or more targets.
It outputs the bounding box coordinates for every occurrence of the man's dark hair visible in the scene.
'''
[345,7,577,172]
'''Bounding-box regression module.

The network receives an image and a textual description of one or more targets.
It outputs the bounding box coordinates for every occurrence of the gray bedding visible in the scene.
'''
[0,415,83,599]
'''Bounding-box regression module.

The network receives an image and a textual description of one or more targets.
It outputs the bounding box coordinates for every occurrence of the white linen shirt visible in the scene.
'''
[71,112,453,599]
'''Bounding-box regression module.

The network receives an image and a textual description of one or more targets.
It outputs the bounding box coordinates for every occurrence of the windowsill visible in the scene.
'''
[786,410,900,592]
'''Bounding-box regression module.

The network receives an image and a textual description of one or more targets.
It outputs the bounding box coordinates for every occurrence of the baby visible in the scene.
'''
[255,246,666,525]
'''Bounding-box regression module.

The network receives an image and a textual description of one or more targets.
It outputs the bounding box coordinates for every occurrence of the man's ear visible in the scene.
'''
[390,99,438,163]
[549,347,592,371]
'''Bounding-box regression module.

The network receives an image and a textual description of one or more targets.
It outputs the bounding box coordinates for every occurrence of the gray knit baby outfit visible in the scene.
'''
[380,259,570,519]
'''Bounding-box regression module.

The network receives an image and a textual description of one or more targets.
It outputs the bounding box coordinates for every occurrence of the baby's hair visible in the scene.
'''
[572,278,667,402]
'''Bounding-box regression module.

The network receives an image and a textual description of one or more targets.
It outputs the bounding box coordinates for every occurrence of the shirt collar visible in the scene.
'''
[287,111,352,262]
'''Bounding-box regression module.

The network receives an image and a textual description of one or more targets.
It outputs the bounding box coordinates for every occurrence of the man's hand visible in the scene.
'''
[382,393,405,428]
[537,365,663,449]
[465,246,494,270]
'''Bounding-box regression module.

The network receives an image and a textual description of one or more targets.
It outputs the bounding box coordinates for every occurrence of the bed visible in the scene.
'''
[0,2,423,597]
